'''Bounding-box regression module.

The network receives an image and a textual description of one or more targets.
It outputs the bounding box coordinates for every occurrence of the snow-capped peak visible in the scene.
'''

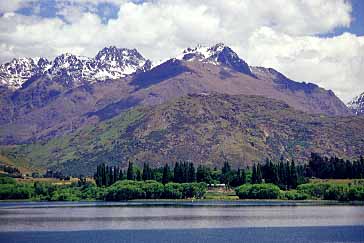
[52,53,90,69]
[179,43,226,63]
[178,43,253,76]
[0,47,152,90]
[95,46,151,76]
[0,57,51,89]
[347,92,364,115]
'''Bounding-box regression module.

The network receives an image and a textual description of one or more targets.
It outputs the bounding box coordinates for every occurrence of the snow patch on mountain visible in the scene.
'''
[0,47,151,90]
[178,43,253,76]
[0,57,51,89]
[347,92,364,115]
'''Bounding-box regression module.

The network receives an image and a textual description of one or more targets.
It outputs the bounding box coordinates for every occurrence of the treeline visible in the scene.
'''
[307,153,364,179]
[252,159,306,189]
[94,161,247,188]
[94,153,364,191]
[0,173,207,201]
[94,164,124,186]
[94,159,304,189]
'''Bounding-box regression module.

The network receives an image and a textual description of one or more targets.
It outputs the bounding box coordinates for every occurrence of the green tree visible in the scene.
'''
[188,163,196,182]
[256,164,263,184]
[196,165,213,184]
[221,161,232,185]
[221,161,231,175]
[251,164,257,184]
[142,163,153,181]
[173,162,181,183]
[162,164,172,185]
[118,168,124,181]
[289,160,298,189]
[136,169,142,181]
[127,162,135,180]
[232,168,246,186]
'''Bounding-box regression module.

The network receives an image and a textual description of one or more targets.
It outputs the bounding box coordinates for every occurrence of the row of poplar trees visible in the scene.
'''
[252,159,303,189]
[94,154,363,188]
[94,162,196,186]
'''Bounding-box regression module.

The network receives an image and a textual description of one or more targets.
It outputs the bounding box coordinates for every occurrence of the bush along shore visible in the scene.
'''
[235,182,364,201]
[1,174,363,202]
[0,153,364,202]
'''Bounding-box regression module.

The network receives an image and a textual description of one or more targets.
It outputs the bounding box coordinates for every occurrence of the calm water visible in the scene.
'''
[0,201,363,242]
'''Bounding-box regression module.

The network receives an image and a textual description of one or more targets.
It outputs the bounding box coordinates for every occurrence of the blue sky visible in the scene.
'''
[0,0,363,101]
[320,0,364,37]
[16,0,120,24]
[346,0,364,35]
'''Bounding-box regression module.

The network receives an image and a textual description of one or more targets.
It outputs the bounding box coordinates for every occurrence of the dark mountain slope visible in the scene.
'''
[2,93,363,176]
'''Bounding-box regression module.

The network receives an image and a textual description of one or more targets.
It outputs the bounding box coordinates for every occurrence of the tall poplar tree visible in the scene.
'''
[162,164,171,184]
[127,161,135,180]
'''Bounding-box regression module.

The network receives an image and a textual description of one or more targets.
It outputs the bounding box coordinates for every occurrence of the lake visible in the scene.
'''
[0,201,363,242]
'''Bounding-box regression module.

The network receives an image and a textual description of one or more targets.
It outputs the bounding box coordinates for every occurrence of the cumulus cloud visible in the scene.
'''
[0,0,362,101]
[246,27,364,102]
[0,0,29,13]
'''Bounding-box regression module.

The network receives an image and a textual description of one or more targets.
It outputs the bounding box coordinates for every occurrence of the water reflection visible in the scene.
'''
[0,202,363,232]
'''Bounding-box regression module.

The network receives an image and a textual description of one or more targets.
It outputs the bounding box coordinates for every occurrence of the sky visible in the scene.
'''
[0,0,363,102]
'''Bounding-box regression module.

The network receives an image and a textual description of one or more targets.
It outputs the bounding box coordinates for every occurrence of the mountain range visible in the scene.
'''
[0,46,151,90]
[0,43,362,174]
[0,44,353,143]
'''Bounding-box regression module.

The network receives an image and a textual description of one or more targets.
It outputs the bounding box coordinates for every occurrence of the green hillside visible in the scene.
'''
[2,93,364,175]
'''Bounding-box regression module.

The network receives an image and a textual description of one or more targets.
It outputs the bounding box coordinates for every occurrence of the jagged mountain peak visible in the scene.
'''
[95,46,151,74]
[181,43,229,61]
[179,43,253,76]
[0,57,51,89]
[96,46,142,61]
[52,53,90,69]
[1,56,50,70]
[347,92,364,115]
[0,46,152,89]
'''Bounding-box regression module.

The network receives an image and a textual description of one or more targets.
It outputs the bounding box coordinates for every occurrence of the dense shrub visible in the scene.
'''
[106,180,145,201]
[49,186,82,201]
[0,183,34,200]
[235,184,280,199]
[297,183,331,199]
[323,184,349,201]
[297,183,364,201]
[142,180,164,199]
[104,180,207,201]
[280,190,309,200]
[164,183,183,199]
[33,182,56,200]
[0,175,16,184]
[347,186,364,201]
[181,183,207,199]
[80,184,107,200]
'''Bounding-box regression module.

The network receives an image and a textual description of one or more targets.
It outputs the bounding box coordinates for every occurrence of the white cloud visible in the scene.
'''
[0,0,362,101]
[0,0,29,13]
[246,27,364,102]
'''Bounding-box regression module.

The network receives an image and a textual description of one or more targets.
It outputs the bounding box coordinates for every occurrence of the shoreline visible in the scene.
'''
[0,199,363,207]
